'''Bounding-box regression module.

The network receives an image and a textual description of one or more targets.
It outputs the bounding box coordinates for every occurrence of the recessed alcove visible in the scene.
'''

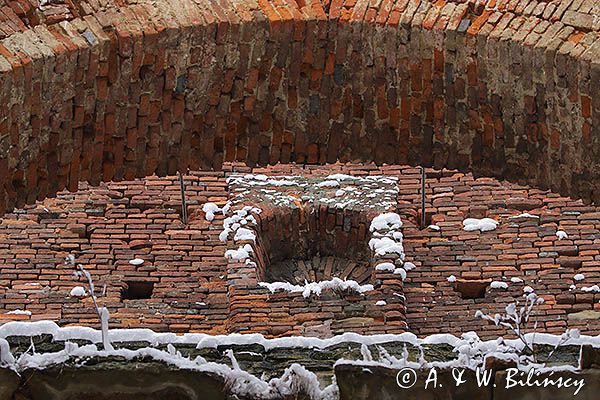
[121,281,154,301]
[258,203,373,285]
[453,279,491,300]
[266,257,373,286]
[225,173,400,287]
[222,171,408,336]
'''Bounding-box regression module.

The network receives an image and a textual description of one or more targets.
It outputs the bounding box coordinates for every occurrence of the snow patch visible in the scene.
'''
[509,213,539,219]
[462,218,498,232]
[220,207,261,243]
[0,338,14,366]
[233,228,256,242]
[259,278,374,299]
[316,180,340,188]
[6,309,31,316]
[370,213,402,232]
[225,244,254,261]
[490,281,508,290]
[69,286,87,297]
[368,237,404,257]
[403,262,416,271]
[374,262,395,272]
[202,202,222,221]
[393,268,407,280]
[0,322,591,352]
[325,174,356,181]
[373,260,408,279]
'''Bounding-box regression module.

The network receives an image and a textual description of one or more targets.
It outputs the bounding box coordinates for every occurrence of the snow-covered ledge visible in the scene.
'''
[1,322,600,399]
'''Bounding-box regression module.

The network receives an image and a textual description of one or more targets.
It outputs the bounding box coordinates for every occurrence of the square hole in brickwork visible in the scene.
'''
[454,279,490,299]
[258,203,375,285]
[227,174,401,286]
[121,281,154,300]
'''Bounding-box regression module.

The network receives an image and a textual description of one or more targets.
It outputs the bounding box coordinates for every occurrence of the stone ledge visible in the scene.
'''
[19,364,227,400]
[335,364,600,400]
[0,327,598,400]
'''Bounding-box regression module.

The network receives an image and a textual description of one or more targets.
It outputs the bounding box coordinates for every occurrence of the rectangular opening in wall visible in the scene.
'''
[454,279,489,299]
[121,281,154,300]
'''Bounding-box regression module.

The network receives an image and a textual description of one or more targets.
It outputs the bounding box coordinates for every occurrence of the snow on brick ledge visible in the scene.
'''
[0,322,598,399]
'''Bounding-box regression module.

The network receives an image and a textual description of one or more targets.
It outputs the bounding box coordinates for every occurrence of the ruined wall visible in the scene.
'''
[0,328,597,400]
[5,162,600,338]
[0,0,599,213]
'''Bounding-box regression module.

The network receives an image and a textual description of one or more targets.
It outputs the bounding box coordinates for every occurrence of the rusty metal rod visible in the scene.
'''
[178,171,188,225]
[421,166,426,228]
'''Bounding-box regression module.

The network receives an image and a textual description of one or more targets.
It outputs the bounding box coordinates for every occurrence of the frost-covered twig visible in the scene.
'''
[475,292,544,363]
[67,256,113,351]
[545,329,580,363]
[476,290,582,366]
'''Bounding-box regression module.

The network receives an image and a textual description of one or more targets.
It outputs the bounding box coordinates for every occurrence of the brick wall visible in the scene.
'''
[0,0,599,215]
[0,171,231,333]
[222,172,406,337]
[3,161,600,338]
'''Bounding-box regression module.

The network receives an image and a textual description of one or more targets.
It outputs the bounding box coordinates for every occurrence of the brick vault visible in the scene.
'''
[1,1,600,399]
[0,0,599,215]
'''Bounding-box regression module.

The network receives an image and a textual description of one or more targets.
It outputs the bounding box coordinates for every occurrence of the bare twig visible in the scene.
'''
[476,291,582,366]
[67,255,113,351]
[475,292,545,363]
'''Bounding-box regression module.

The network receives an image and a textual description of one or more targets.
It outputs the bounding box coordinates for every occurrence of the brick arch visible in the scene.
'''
[0,0,598,214]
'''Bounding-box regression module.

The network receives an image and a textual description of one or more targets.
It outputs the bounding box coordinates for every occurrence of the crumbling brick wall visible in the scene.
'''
[3,161,600,338]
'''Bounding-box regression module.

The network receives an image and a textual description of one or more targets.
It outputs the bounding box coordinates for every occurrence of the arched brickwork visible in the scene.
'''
[0,0,599,213]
